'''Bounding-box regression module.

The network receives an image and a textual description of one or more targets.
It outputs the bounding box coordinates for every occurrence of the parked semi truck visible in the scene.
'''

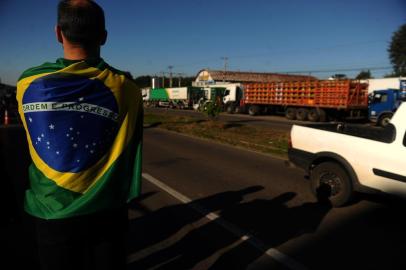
[232,80,369,121]
[143,86,204,109]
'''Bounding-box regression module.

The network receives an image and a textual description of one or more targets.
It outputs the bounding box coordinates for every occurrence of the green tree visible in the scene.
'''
[355,70,373,80]
[134,75,152,88]
[388,23,406,76]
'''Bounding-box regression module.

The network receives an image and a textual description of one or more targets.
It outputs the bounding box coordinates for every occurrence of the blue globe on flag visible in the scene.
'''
[22,73,119,173]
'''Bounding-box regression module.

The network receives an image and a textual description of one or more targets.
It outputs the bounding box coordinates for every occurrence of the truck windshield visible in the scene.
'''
[373,93,388,103]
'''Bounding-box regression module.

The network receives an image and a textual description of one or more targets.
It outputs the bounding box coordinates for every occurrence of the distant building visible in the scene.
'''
[193,69,316,86]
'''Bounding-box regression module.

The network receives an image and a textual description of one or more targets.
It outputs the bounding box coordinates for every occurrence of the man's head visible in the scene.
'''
[56,0,107,50]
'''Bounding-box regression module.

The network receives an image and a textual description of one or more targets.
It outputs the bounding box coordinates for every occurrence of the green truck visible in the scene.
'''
[144,87,205,109]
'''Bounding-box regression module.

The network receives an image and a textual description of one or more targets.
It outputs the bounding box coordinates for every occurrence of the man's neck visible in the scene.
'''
[63,44,100,60]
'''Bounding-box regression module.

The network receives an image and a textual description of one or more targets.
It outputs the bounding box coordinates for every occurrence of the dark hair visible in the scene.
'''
[57,0,106,48]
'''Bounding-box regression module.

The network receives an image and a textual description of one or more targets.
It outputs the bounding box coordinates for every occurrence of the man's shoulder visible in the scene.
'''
[18,60,65,82]
[104,63,135,81]
[104,63,139,90]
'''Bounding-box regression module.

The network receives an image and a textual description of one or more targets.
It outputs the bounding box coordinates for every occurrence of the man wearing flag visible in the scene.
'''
[16,1,143,269]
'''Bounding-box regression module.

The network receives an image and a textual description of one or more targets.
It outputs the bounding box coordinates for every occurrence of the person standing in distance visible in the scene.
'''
[16,1,143,269]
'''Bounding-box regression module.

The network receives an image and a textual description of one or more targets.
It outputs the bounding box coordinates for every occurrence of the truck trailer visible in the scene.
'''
[238,80,369,122]
[144,87,204,109]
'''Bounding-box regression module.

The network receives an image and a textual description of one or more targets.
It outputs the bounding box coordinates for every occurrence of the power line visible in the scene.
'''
[280,66,392,75]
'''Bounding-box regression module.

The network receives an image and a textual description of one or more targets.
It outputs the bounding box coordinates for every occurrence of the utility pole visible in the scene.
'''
[161,71,165,88]
[176,73,183,87]
[168,65,173,87]
[221,57,228,82]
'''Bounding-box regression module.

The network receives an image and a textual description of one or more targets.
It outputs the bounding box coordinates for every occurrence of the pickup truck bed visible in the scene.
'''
[303,123,396,143]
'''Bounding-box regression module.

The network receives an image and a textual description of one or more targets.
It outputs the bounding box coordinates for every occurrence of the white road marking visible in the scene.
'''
[139,172,308,270]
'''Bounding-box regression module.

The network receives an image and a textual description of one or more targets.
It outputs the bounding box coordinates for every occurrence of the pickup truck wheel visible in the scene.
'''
[310,162,353,207]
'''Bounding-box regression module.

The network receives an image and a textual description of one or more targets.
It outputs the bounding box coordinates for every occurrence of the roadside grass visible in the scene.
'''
[144,113,289,158]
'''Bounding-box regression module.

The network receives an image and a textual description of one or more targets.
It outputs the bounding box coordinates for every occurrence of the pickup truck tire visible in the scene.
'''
[310,162,353,207]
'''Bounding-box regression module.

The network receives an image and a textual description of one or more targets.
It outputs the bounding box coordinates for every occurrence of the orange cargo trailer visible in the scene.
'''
[241,80,369,121]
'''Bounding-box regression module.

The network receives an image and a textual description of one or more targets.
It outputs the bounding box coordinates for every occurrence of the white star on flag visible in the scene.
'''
[28,117,33,122]
[49,124,55,130]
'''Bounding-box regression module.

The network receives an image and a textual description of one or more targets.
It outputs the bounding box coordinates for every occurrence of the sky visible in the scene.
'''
[0,0,405,85]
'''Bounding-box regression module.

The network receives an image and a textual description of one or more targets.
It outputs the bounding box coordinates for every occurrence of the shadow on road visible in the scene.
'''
[127,191,332,270]
[126,186,264,255]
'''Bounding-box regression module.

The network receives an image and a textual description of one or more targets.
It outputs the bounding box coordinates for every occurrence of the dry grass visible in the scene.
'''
[144,113,289,158]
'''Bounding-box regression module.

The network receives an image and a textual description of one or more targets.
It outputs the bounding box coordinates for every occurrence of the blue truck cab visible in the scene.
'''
[369,86,406,126]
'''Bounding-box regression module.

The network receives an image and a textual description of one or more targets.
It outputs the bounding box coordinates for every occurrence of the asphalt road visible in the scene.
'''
[129,127,406,270]
[4,125,405,270]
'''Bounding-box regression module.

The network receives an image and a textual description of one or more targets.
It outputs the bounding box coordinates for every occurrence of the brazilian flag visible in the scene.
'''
[16,58,142,219]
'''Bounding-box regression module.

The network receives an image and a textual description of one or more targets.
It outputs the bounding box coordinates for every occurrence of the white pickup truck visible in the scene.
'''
[288,103,406,207]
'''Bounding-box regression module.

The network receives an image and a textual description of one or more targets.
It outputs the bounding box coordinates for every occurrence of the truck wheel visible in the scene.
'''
[226,104,235,114]
[285,107,296,120]
[296,108,309,121]
[310,162,353,207]
[248,105,260,116]
[308,109,320,122]
[234,106,243,114]
[378,113,393,127]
